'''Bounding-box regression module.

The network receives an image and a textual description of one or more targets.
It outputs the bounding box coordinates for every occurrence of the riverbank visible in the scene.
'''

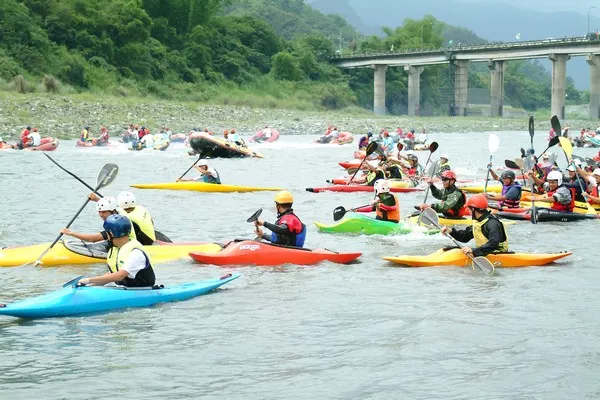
[0,92,594,139]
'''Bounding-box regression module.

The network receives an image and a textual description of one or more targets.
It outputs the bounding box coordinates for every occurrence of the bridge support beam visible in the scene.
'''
[488,60,505,117]
[405,65,424,116]
[587,54,600,119]
[373,64,387,115]
[549,54,570,119]
[453,60,469,117]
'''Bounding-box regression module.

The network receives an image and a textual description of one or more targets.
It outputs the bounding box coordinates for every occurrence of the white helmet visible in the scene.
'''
[117,191,136,209]
[374,179,391,195]
[440,153,449,160]
[96,196,118,212]
[547,171,563,186]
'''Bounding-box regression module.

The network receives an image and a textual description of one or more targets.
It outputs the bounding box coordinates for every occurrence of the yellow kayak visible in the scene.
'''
[520,200,597,215]
[131,182,283,192]
[0,240,222,267]
[408,214,516,227]
[458,183,502,193]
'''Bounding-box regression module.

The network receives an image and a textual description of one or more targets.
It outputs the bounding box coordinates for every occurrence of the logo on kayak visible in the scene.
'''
[239,244,260,251]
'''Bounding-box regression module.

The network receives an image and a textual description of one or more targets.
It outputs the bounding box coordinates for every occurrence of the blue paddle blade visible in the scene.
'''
[62,276,84,288]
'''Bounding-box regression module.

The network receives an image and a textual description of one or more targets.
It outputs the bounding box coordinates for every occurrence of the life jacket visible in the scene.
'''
[500,182,522,208]
[81,129,89,141]
[366,168,385,186]
[99,131,109,142]
[20,129,29,143]
[375,194,400,222]
[202,168,221,184]
[547,185,576,212]
[443,187,468,217]
[270,209,306,247]
[473,213,509,252]
[387,165,403,179]
[126,205,156,244]
[107,239,155,287]
[438,162,451,175]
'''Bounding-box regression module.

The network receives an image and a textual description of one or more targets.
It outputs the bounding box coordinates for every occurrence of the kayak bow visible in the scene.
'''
[130,182,283,192]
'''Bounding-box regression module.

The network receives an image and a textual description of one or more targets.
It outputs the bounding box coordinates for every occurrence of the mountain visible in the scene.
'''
[309,0,600,89]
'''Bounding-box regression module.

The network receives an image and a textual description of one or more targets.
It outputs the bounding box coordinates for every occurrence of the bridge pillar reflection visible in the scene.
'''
[405,65,424,116]
[488,60,505,117]
[587,54,600,119]
[373,64,387,115]
[549,54,570,119]
[453,60,469,116]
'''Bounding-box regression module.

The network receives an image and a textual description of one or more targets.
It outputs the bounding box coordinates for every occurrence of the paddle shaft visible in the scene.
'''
[426,215,486,266]
[178,155,202,180]
[44,153,103,197]
[484,155,493,193]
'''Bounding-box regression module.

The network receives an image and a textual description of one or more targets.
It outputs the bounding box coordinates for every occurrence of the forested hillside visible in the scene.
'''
[0,0,584,115]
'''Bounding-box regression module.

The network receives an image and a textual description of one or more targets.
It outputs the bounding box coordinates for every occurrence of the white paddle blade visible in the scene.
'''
[471,256,495,274]
[488,133,500,154]
[418,208,440,229]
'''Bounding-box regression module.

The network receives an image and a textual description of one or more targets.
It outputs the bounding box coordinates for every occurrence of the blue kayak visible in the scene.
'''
[0,273,240,319]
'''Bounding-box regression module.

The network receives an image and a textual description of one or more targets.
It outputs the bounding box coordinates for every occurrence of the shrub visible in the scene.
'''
[42,74,61,93]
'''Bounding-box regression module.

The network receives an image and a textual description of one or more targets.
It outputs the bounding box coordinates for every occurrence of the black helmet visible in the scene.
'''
[500,170,515,181]
[26,126,31,130]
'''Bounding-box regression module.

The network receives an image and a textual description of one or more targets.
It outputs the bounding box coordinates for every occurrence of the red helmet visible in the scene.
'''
[441,170,457,180]
[466,194,488,210]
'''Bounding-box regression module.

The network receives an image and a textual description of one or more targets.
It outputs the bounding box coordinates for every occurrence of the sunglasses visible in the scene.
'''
[441,178,451,182]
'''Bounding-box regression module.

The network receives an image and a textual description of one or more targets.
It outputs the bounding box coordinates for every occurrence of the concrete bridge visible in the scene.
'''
[332,36,600,119]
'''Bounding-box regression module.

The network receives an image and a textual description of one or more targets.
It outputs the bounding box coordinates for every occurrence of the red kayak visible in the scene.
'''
[306,185,423,193]
[189,240,361,266]
[24,137,59,151]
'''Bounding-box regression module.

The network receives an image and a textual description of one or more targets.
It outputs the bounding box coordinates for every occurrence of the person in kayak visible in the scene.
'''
[437,154,451,176]
[78,215,156,288]
[97,191,157,245]
[178,162,221,184]
[60,196,136,242]
[0,137,14,149]
[531,170,575,212]
[419,170,469,218]
[97,126,110,146]
[254,190,306,247]
[24,128,41,148]
[229,129,246,147]
[486,169,522,208]
[80,126,92,143]
[20,126,30,146]
[564,164,587,202]
[440,194,508,257]
[364,156,386,186]
[355,180,400,223]
[358,131,372,149]
[582,168,600,204]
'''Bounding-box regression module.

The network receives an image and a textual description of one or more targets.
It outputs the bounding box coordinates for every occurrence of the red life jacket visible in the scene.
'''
[547,186,575,212]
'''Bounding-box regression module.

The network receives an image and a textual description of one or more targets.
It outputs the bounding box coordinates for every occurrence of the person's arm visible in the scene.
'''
[80,270,128,286]
[489,168,499,181]
[263,221,289,235]
[431,189,462,213]
[583,192,600,204]
[59,229,104,242]
[355,205,376,213]
[447,226,474,243]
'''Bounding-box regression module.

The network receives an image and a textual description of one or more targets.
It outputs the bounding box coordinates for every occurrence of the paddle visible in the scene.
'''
[63,276,84,288]
[422,141,439,170]
[178,154,202,181]
[333,194,395,221]
[418,208,494,274]
[558,136,595,215]
[348,141,378,185]
[248,208,263,240]
[484,134,500,194]
[422,159,440,204]
[528,116,535,153]
[35,164,119,266]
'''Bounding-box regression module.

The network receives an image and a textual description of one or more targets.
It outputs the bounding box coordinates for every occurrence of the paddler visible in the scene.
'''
[419,170,469,218]
[486,169,522,208]
[355,180,400,222]
[97,126,110,146]
[358,131,372,149]
[363,155,387,186]
[582,168,600,205]
[178,161,221,184]
[440,194,509,257]
[78,215,156,288]
[530,170,575,212]
[254,190,306,247]
[26,128,41,147]
[437,153,451,176]
[60,196,136,242]
[80,126,92,143]
[564,162,587,202]
[230,129,246,147]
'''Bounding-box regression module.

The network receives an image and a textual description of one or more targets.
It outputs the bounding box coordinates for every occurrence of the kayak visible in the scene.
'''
[383,248,572,268]
[0,239,222,267]
[130,182,283,193]
[407,213,516,227]
[306,184,423,193]
[339,160,378,170]
[314,213,437,235]
[189,240,362,266]
[519,200,597,215]
[328,177,414,187]
[189,132,263,158]
[459,183,503,193]
[249,129,280,143]
[315,132,354,145]
[496,208,599,222]
[0,273,239,319]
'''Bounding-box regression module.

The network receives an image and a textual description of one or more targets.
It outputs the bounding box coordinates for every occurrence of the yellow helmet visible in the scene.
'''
[274,190,294,204]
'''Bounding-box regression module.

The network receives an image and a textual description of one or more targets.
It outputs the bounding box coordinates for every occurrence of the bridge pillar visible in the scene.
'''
[488,60,505,117]
[587,54,600,119]
[453,60,469,117]
[405,65,424,116]
[549,54,570,119]
[373,64,387,115]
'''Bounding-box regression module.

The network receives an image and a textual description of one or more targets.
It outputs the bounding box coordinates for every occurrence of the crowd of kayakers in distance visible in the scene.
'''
[0,126,46,150]
[548,125,600,148]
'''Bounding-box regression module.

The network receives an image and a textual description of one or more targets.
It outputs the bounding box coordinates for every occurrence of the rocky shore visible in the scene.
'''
[0,93,594,139]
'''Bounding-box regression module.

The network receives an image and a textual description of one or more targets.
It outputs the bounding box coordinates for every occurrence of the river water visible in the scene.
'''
[0,132,599,399]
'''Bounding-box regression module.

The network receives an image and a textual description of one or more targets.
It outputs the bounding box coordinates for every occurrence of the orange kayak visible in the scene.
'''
[383,248,572,268]
[189,240,362,266]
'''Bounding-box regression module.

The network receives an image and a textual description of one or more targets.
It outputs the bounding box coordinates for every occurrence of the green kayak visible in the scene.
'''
[314,213,438,235]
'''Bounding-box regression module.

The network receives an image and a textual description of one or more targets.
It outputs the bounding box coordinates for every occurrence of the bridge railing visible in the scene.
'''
[331,35,600,60]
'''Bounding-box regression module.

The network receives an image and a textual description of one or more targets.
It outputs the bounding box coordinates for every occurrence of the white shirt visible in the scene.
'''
[263,128,272,138]
[121,248,147,279]
[29,132,41,146]
[140,134,154,147]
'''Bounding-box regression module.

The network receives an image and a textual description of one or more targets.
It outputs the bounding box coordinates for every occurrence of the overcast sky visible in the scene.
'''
[453,0,597,15]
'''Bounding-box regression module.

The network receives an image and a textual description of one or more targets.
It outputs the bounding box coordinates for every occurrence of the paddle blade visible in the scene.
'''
[528,116,534,137]
[425,159,440,178]
[247,208,263,223]
[558,136,573,158]
[63,276,84,288]
[514,158,524,169]
[471,256,495,274]
[365,141,378,156]
[97,163,119,189]
[396,143,404,152]
[418,208,440,229]
[333,206,347,221]
[551,115,561,135]
[530,206,538,224]
[505,160,520,170]
[548,136,560,147]
[488,133,500,154]
[428,141,439,153]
